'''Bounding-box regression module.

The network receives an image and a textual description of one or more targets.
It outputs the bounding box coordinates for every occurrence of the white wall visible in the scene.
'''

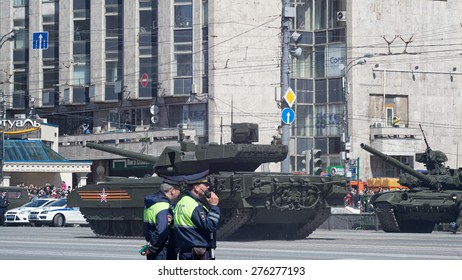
[349,0,462,178]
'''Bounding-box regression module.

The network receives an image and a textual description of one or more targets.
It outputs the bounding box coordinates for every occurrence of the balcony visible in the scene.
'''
[58,128,196,161]
[369,124,423,154]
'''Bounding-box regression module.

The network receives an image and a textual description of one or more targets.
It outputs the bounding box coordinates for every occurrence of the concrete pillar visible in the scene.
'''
[91,0,105,102]
[75,172,88,188]
[28,1,43,108]
[1,173,11,187]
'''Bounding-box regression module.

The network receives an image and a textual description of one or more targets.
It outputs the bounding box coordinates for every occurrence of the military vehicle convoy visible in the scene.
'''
[68,123,349,240]
[361,126,462,233]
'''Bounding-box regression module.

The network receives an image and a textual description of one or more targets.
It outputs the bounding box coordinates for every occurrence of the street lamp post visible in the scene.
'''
[340,54,372,177]
[0,28,17,49]
[0,28,17,186]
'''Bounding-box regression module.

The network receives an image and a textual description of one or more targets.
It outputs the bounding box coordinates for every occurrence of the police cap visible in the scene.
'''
[161,169,209,185]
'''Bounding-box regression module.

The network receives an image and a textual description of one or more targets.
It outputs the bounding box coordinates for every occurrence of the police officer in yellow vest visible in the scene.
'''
[173,174,220,260]
[143,182,181,260]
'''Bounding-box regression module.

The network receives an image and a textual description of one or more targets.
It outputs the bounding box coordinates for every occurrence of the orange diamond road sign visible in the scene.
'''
[284,87,296,107]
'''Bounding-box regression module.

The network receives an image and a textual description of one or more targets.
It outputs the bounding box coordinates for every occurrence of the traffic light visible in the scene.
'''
[301,150,312,174]
[341,141,351,160]
[312,149,323,175]
[341,133,351,161]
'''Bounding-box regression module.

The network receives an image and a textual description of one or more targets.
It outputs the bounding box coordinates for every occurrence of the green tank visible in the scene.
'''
[361,126,462,233]
[68,123,349,240]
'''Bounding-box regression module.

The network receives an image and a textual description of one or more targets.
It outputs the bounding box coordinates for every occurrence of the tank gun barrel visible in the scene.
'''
[85,142,159,164]
[360,143,434,185]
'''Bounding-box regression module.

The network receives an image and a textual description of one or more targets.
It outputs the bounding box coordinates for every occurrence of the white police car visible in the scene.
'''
[5,199,56,226]
[28,198,88,227]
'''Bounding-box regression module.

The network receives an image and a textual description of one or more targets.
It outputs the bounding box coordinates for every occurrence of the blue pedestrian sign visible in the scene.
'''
[32,32,49,50]
[281,107,295,125]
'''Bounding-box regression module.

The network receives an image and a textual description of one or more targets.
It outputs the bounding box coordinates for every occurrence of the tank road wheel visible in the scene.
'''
[53,214,65,227]
[130,220,144,236]
[93,220,113,235]
[112,221,129,236]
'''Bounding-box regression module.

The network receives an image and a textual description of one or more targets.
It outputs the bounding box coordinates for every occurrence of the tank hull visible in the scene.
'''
[68,172,349,240]
[371,190,462,233]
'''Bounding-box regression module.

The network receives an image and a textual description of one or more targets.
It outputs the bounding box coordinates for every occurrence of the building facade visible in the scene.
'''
[2,0,462,181]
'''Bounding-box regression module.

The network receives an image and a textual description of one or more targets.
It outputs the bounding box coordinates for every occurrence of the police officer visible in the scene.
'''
[0,192,9,226]
[173,176,220,260]
[143,182,181,260]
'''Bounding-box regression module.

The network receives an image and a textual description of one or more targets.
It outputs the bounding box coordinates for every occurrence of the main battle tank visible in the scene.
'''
[361,126,462,233]
[68,123,349,240]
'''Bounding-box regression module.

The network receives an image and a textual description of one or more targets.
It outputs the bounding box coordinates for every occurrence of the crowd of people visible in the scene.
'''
[16,181,72,201]
[343,186,380,213]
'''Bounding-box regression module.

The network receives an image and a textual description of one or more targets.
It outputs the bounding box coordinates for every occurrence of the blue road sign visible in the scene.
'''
[32,32,49,50]
[281,107,295,125]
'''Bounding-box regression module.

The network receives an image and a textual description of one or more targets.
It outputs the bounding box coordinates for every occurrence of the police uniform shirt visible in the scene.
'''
[173,191,220,249]
[143,191,173,248]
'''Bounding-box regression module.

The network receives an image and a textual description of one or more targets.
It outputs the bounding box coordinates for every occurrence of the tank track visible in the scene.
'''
[290,208,331,239]
[88,219,144,239]
[89,208,256,240]
[374,202,400,232]
[217,208,254,240]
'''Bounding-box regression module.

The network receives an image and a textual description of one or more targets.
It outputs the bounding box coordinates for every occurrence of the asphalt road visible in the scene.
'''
[0,226,461,260]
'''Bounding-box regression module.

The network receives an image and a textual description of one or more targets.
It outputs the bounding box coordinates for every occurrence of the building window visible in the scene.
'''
[106,15,121,37]
[13,0,28,7]
[106,62,121,82]
[105,1,123,102]
[174,78,192,95]
[315,105,327,136]
[73,88,88,104]
[174,4,192,28]
[74,0,90,18]
[294,0,313,30]
[314,46,325,77]
[314,0,326,30]
[13,29,28,49]
[296,104,313,137]
[140,57,156,98]
[139,2,158,97]
[202,0,208,26]
[173,1,193,95]
[139,0,155,9]
[326,104,342,135]
[174,54,193,76]
[105,84,118,101]
[13,91,26,109]
[328,0,346,28]
[292,46,313,78]
[42,91,56,107]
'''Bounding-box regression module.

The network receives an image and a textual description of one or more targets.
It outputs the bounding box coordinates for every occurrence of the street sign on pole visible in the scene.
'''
[283,87,296,107]
[140,73,149,88]
[281,107,295,124]
[32,32,49,50]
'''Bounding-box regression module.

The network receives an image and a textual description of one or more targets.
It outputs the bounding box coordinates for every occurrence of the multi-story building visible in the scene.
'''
[2,0,462,184]
[0,0,282,185]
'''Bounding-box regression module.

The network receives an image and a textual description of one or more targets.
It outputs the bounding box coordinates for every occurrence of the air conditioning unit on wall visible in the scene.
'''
[337,11,346,21]
[373,122,385,128]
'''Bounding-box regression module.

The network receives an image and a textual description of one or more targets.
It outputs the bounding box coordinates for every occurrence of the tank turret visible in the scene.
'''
[69,123,349,240]
[360,143,435,187]
[85,123,287,176]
